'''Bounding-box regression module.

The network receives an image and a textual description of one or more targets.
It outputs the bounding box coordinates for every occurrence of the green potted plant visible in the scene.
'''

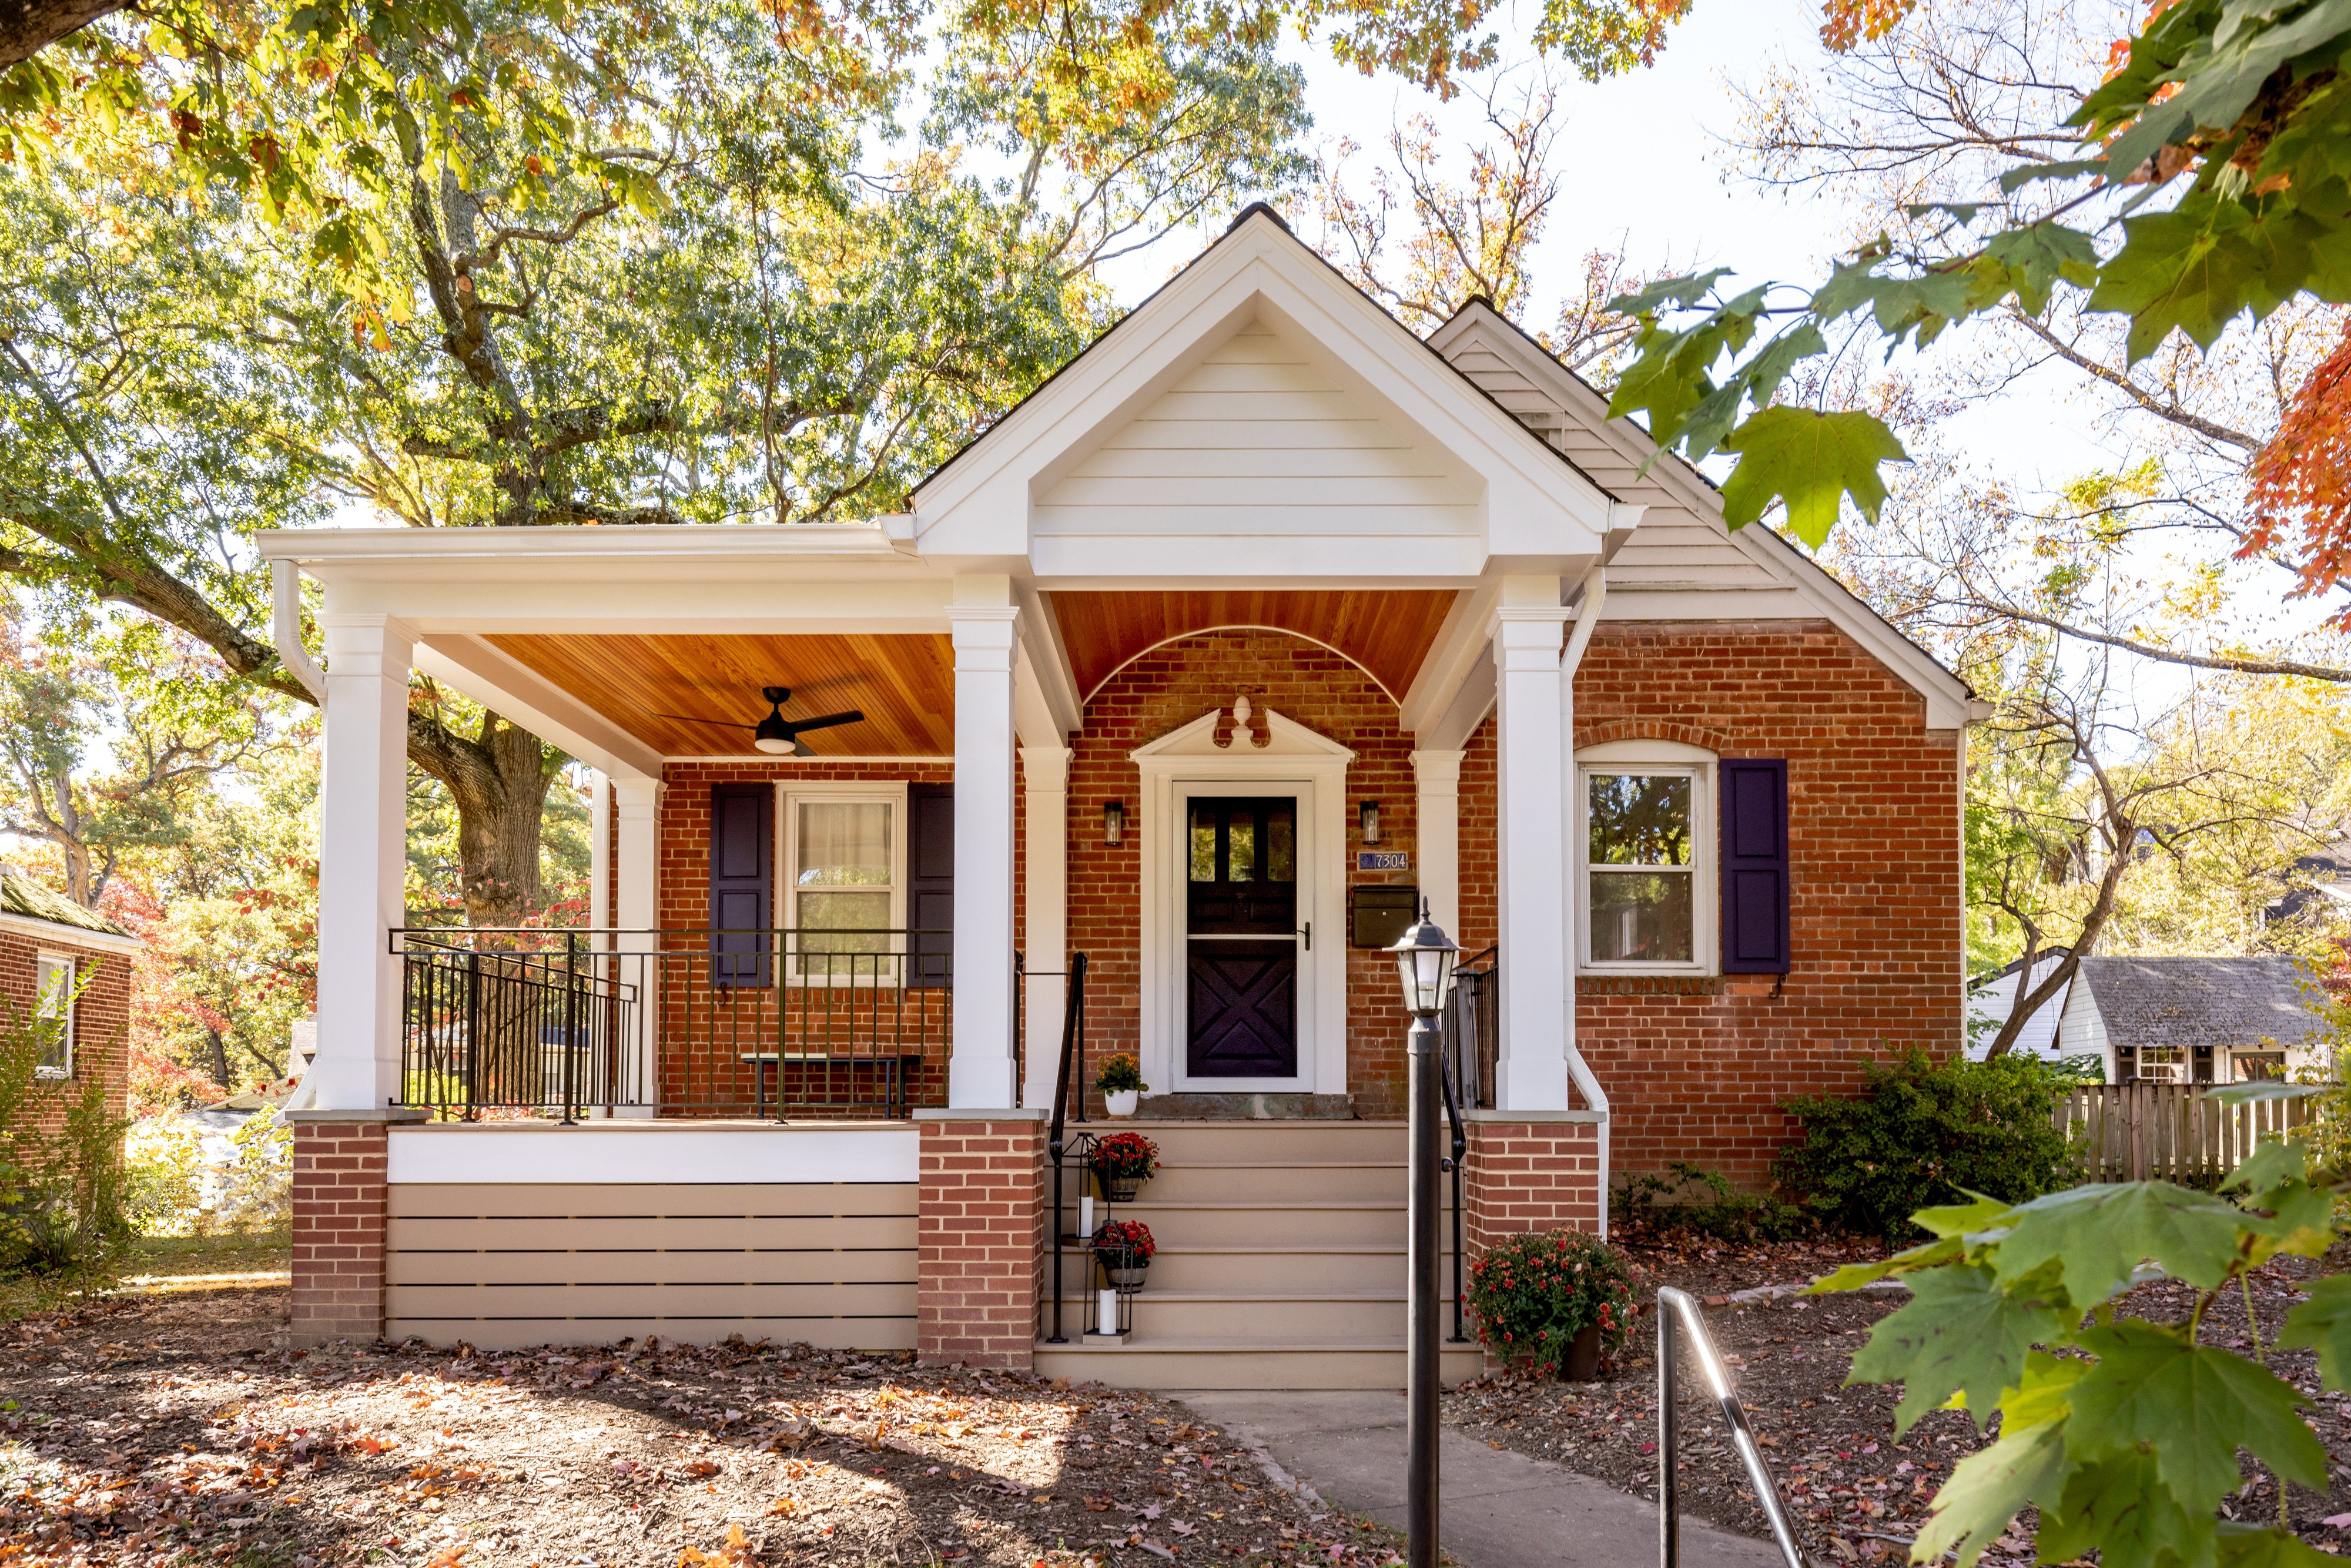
[1091,1218,1156,1289]
[1465,1228,1636,1381]
[1089,1130,1159,1203]
[1095,1053,1147,1118]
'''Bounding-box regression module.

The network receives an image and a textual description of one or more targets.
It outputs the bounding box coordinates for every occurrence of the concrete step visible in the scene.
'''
[1060,1198,1406,1248]
[1085,1159,1406,1202]
[1041,1288,1459,1340]
[1063,1120,1406,1162]
[1032,1337,1486,1391]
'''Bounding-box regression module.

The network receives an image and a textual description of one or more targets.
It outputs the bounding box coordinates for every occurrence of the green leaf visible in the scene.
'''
[1982,222,2101,316]
[2088,194,2319,361]
[1717,408,1907,548]
[2067,1320,2327,1513]
[1602,268,1731,318]
[1847,1262,2059,1435]
[1992,1181,2245,1303]
[1811,1234,1961,1293]
[1997,157,2106,193]
[2276,1275,2351,1389]
[2222,1136,2311,1192]
[1912,1191,2022,1240]
[2205,1081,2327,1107]
[2244,1179,2337,1264]
[2038,1448,2212,1568]
[2214,1522,2349,1568]
[1912,1419,2066,1568]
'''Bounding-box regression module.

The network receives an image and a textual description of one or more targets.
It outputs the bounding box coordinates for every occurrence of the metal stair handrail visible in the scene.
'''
[1656,1285,1811,1568]
[1044,951,1091,1345]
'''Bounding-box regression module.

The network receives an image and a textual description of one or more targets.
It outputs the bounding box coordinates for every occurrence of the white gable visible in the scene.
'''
[1036,317,1478,547]
[910,209,1619,581]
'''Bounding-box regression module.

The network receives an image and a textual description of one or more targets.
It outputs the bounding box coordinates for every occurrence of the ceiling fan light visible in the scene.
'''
[753,735,793,755]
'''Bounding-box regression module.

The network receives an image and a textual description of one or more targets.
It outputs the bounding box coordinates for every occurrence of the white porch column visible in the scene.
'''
[1491,588,1572,1111]
[310,614,415,1112]
[1409,749,1464,939]
[612,778,660,1112]
[950,598,1021,1108]
[1020,745,1072,1111]
[588,772,612,932]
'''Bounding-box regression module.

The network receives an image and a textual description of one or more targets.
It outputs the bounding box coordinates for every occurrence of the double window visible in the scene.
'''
[1576,742,1715,974]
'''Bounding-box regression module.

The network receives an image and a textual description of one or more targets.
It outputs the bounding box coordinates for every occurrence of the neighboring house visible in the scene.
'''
[0,866,140,1124]
[1965,948,2076,1063]
[2055,956,2332,1083]
[263,207,1978,1384]
[2265,846,2351,930]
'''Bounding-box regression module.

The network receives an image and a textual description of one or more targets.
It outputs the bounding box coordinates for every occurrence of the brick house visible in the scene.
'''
[0,867,138,1129]
[266,207,1977,1382]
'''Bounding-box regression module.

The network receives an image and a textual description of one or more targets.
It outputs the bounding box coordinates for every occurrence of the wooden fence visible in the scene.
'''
[2058,1084,2320,1182]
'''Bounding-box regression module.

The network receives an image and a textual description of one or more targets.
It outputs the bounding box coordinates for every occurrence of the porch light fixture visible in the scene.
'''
[1387,901,1459,1019]
[1103,800,1125,846]
[1359,799,1381,845]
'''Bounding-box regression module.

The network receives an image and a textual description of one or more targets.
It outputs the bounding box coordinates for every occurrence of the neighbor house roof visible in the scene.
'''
[0,867,132,941]
[2075,956,2328,1054]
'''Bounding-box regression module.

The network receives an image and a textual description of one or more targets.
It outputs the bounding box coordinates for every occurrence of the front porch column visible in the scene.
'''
[949,599,1021,1108]
[612,777,660,1113]
[311,612,416,1111]
[1491,592,1572,1111]
[1019,745,1071,1110]
[1410,749,1465,937]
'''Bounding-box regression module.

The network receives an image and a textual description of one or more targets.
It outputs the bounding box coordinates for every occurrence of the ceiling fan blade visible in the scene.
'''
[650,711,758,730]
[782,709,865,735]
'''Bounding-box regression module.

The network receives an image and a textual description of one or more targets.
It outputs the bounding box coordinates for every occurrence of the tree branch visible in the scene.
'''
[1981,600,2351,684]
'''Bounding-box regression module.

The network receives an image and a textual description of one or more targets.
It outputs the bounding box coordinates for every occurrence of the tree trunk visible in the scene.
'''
[1985,827,2132,1060]
[205,1027,230,1089]
[409,709,562,926]
[0,0,127,69]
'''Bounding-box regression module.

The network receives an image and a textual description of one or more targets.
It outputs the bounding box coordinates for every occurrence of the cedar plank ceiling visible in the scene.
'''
[1049,590,1458,705]
[486,633,956,757]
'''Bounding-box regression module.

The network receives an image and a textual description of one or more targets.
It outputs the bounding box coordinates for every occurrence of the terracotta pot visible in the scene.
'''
[1560,1324,1604,1382]
[1103,1088,1140,1118]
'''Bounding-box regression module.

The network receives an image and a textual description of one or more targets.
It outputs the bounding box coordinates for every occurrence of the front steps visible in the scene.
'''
[1032,1120,1485,1390]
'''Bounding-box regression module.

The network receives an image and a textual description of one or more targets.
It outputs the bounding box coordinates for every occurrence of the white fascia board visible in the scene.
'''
[0,911,142,955]
[416,634,665,782]
[315,572,955,636]
[386,1121,919,1185]
[1399,584,1499,738]
[911,212,1615,565]
[257,522,909,567]
[1429,306,1978,728]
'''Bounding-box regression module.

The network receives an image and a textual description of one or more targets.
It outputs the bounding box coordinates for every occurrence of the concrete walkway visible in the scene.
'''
[1171,1390,1786,1568]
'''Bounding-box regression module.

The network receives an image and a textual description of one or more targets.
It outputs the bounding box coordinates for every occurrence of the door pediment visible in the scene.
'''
[1131,707,1358,765]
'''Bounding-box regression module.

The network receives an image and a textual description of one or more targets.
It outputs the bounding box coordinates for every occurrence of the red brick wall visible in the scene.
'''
[0,928,132,1137]
[917,1117,1044,1367]
[1463,1118,1604,1247]
[657,762,957,1114]
[1067,629,1419,1117]
[289,1120,393,1345]
[1454,619,1964,1191]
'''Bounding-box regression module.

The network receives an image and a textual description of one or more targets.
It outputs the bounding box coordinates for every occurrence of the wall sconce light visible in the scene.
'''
[1103,800,1126,846]
[1359,799,1381,845]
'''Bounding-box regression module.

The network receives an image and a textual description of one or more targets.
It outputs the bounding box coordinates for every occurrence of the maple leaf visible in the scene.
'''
[2244,317,2351,629]
[1718,408,1908,547]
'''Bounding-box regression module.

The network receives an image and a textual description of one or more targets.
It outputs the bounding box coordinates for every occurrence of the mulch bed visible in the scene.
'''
[0,1288,1408,1567]
[1442,1231,2351,1565]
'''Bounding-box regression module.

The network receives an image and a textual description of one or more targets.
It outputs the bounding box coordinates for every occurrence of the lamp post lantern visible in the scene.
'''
[1387,904,1458,1568]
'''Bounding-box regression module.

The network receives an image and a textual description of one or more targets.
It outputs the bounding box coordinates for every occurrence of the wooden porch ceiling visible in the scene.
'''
[486,633,956,756]
[1047,589,1458,704]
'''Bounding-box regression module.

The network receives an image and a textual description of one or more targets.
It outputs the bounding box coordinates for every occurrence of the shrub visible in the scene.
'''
[1095,1053,1146,1093]
[217,1113,293,1232]
[1773,1048,2079,1241]
[1612,1162,1813,1243]
[0,987,133,1293]
[1464,1228,1636,1376]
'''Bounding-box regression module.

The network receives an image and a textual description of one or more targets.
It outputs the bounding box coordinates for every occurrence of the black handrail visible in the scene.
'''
[1656,1286,1810,1568]
[1438,1047,1468,1343]
[1044,952,1091,1345]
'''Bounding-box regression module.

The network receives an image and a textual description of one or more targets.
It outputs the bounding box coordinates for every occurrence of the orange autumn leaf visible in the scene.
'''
[2243,316,2351,632]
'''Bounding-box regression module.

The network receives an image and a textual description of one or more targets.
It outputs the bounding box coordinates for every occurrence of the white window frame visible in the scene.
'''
[35,953,73,1078]
[776,783,909,983]
[1574,739,1717,976]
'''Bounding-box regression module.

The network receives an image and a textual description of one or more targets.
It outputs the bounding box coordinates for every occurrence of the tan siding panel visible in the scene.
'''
[387,1248,917,1287]
[388,1214,917,1252]
[388,1182,917,1219]
[385,1282,916,1319]
[383,1317,916,1353]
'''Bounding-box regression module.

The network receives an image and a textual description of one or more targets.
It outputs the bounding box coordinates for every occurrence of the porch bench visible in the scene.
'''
[737,1050,926,1117]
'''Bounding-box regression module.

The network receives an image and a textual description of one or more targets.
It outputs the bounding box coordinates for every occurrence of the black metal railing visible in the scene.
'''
[1657,1285,1811,1568]
[1044,951,1093,1345]
[394,927,955,1121]
[1442,946,1499,1111]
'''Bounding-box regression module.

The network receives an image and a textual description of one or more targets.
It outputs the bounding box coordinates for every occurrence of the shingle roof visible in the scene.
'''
[0,869,132,940]
[2076,956,2327,1053]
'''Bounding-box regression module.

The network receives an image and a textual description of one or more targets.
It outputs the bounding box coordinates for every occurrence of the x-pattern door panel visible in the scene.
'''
[1185,795,1299,1080]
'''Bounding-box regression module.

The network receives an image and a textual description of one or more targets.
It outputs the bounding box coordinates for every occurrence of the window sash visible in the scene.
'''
[35,956,71,1077]
[782,792,905,977]
[1578,762,1709,972]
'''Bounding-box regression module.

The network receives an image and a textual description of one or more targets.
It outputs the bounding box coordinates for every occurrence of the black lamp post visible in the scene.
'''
[1387,904,1458,1568]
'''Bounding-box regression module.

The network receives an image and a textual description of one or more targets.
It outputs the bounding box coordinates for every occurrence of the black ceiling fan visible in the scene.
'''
[654,686,866,756]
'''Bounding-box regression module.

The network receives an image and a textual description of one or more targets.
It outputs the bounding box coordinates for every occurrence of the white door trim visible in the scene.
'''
[1131,709,1354,1099]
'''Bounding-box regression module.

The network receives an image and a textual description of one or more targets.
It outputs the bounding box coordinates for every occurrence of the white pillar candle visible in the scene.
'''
[1098,1288,1119,1336]
[1079,1195,1095,1238]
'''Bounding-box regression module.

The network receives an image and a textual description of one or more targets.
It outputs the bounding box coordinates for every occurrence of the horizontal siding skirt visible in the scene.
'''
[388,1215,920,1250]
[387,1183,916,1219]
[1200,333,1307,366]
[384,1282,917,1318]
[1168,361,1338,394]
[387,1249,918,1287]
[383,1318,918,1352]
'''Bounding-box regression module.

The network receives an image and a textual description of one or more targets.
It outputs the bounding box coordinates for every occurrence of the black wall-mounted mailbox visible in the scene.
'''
[1349,884,1421,949]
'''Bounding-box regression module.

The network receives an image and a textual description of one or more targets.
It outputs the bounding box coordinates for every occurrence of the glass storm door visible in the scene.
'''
[1184,796,1300,1079]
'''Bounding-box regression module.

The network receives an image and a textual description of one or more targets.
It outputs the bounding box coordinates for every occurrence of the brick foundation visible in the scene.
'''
[288,1117,404,1346]
[1461,1114,1605,1367]
[916,1115,1046,1369]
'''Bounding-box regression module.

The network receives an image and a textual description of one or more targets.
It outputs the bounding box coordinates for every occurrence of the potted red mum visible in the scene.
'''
[1465,1228,1636,1381]
[1090,1130,1159,1203]
[1092,1219,1156,1289]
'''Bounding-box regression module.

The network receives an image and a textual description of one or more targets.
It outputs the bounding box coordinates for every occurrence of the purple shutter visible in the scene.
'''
[1719,759,1790,974]
[709,783,772,989]
[907,784,953,989]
